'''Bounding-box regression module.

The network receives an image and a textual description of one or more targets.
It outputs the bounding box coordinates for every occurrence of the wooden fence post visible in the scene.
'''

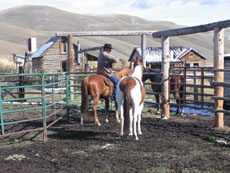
[161,36,170,119]
[141,34,146,68]
[68,35,74,101]
[213,27,224,128]
[68,34,74,72]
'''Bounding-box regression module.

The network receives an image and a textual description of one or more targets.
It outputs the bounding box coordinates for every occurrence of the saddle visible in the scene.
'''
[97,72,114,97]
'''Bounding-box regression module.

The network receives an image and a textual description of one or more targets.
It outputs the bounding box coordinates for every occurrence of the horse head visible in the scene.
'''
[131,57,145,72]
[113,66,133,80]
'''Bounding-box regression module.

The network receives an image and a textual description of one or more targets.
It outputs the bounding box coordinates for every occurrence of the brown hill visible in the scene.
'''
[0,5,229,66]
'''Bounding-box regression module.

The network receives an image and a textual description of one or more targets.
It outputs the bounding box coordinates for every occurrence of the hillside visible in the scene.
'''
[0,5,229,66]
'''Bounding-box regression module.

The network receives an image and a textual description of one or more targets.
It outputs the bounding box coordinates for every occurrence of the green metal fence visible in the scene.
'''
[0,72,66,142]
[0,71,110,142]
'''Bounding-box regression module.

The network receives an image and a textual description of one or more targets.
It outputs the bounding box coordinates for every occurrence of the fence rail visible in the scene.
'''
[0,71,111,141]
[0,72,66,141]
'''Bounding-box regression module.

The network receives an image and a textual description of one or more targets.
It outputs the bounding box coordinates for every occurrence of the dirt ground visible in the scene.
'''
[1,109,230,173]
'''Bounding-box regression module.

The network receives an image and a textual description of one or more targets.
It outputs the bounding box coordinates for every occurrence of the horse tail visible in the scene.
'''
[123,89,131,134]
[81,76,89,117]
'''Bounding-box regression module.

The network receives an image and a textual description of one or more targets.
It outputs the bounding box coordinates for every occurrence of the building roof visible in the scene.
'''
[129,46,206,63]
[29,36,61,59]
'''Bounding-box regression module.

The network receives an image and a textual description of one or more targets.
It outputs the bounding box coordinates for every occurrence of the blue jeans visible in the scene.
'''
[109,75,119,99]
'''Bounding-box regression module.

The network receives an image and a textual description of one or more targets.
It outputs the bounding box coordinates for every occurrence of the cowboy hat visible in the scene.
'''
[104,43,113,49]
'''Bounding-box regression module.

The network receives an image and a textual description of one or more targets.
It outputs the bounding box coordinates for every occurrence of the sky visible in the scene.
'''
[0,0,229,26]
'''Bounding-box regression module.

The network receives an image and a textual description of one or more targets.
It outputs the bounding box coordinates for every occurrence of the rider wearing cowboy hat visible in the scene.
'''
[97,43,120,98]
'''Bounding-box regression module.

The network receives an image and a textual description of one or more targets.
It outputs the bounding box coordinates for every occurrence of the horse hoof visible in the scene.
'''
[161,116,168,120]
[156,111,160,115]
[105,119,109,123]
[138,131,142,135]
[95,122,101,126]
[134,137,139,141]
[129,133,133,136]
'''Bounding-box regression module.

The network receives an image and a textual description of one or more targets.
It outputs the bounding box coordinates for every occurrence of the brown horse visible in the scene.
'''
[143,67,184,115]
[80,66,133,126]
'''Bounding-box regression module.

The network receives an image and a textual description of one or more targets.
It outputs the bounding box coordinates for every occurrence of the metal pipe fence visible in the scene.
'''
[0,71,115,142]
[0,72,66,142]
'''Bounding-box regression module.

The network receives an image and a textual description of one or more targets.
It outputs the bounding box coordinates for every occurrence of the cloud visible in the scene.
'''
[0,0,229,26]
[131,0,181,9]
[131,0,156,9]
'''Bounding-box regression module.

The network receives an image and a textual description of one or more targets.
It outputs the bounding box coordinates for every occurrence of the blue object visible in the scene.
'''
[109,75,120,99]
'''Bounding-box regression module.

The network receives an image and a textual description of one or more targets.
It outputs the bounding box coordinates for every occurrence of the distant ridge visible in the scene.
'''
[0,5,229,66]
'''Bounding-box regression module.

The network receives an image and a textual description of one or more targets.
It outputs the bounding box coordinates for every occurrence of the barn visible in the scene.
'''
[129,46,206,67]
[29,36,69,72]
[29,36,98,72]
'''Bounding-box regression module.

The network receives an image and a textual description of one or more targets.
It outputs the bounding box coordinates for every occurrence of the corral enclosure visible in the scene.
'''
[1,20,230,172]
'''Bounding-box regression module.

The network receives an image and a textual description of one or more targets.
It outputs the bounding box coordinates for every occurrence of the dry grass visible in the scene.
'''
[0,55,16,72]
[0,55,13,64]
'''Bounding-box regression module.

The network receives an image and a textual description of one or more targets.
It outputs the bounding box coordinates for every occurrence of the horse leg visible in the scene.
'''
[115,101,120,123]
[105,99,109,123]
[129,107,133,136]
[117,100,126,139]
[80,114,85,126]
[137,103,143,135]
[93,97,101,126]
[81,106,89,126]
[119,104,125,138]
[132,105,139,140]
[174,86,184,115]
[174,91,180,115]
[176,100,180,115]
[155,94,161,114]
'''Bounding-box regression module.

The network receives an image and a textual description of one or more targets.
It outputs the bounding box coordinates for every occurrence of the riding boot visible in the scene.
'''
[109,75,120,99]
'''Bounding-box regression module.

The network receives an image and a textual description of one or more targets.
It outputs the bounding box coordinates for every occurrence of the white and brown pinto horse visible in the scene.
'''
[116,59,146,140]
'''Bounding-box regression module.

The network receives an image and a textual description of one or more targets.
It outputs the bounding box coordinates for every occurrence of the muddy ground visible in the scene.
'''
[1,109,230,173]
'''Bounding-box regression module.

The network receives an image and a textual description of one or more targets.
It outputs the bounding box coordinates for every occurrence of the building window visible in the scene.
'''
[193,63,199,67]
[60,40,67,54]
[185,63,190,67]
[189,52,194,57]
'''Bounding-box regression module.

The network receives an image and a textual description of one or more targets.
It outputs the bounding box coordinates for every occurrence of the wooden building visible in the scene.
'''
[30,36,69,72]
[29,37,98,72]
[129,46,206,67]
[179,48,206,67]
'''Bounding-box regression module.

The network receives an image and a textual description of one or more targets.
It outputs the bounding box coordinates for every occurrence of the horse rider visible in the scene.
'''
[97,43,120,99]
